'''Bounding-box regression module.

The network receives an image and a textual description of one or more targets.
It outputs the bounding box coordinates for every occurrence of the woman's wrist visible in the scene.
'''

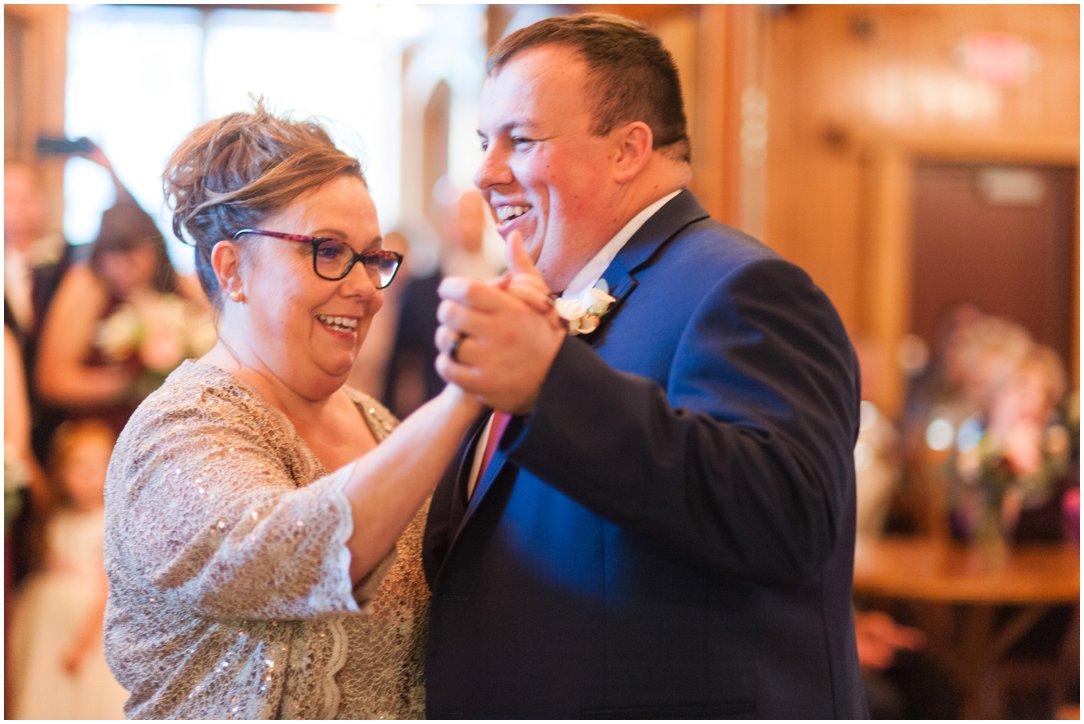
[436,383,484,422]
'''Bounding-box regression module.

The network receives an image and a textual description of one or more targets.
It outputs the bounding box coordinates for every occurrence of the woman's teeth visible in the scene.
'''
[316,315,358,333]
[496,205,528,223]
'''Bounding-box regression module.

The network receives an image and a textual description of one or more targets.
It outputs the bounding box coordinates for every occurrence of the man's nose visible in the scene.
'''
[474,144,512,191]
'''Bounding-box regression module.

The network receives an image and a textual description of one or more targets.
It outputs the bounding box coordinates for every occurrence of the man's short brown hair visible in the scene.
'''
[487,13,690,164]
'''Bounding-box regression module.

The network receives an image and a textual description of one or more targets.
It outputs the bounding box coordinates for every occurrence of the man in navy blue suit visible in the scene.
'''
[426,13,868,718]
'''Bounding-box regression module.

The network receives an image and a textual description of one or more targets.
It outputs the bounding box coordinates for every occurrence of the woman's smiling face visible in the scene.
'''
[232,174,385,400]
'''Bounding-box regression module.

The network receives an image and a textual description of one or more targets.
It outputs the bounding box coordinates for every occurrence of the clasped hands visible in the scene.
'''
[435,231,567,415]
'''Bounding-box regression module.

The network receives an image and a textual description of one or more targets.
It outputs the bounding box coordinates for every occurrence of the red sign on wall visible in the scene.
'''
[959,32,1035,86]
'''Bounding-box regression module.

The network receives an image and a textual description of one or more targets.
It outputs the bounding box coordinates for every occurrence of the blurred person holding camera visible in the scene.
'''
[34,141,213,439]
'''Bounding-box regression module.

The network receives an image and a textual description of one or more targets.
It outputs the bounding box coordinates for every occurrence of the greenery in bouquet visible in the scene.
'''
[5,442,29,529]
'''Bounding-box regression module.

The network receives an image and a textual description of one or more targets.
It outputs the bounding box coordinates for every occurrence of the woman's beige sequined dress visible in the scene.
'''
[103,361,429,719]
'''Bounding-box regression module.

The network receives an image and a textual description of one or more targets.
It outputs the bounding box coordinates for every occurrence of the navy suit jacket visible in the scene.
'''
[423,191,868,718]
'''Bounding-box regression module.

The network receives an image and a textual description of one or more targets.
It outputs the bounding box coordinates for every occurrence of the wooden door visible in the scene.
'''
[909,162,1077,364]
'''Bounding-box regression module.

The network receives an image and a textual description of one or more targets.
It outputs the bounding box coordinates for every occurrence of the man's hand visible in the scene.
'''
[435,232,566,415]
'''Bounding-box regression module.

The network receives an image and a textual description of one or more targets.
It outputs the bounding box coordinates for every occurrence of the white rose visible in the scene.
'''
[555,280,615,336]
[96,304,142,360]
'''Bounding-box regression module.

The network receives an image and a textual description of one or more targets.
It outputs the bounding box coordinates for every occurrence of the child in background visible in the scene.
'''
[7,419,128,719]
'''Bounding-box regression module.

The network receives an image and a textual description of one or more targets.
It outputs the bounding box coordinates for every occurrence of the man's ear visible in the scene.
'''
[210,240,244,299]
[612,121,654,183]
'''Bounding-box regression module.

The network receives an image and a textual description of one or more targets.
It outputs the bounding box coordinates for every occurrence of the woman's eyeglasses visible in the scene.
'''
[232,229,403,288]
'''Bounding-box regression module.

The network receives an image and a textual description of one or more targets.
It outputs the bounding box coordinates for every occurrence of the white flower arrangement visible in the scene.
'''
[96,292,216,399]
[554,279,616,336]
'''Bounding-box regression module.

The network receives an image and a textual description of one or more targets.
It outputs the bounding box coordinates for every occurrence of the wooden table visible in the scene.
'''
[853,536,1079,718]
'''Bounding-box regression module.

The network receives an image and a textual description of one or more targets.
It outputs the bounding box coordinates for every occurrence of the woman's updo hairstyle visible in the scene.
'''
[162,98,364,305]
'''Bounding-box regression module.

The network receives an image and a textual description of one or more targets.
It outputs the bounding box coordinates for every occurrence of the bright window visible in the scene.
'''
[64,4,406,273]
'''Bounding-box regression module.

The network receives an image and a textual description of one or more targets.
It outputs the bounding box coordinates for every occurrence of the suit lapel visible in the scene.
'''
[587,190,709,342]
[614,189,710,273]
[446,191,711,536]
[447,414,490,534]
[459,437,506,527]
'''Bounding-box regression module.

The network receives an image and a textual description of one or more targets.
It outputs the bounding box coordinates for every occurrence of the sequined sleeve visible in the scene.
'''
[104,363,432,719]
[107,365,370,621]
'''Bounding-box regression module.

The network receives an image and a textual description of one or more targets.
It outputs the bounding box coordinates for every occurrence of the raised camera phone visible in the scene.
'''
[35,135,93,156]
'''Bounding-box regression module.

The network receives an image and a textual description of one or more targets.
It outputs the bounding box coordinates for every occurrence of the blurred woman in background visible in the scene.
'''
[34,142,212,437]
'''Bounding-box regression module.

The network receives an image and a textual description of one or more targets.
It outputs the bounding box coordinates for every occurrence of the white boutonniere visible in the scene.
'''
[554,279,616,336]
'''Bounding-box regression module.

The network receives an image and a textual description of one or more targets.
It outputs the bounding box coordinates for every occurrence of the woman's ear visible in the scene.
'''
[612,121,654,183]
[210,240,245,302]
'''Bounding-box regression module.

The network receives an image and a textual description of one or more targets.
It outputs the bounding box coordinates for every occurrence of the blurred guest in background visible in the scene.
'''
[384,180,494,417]
[853,337,903,541]
[4,323,49,718]
[894,302,984,534]
[851,341,964,719]
[854,608,961,719]
[7,419,128,720]
[897,311,1033,536]
[900,301,985,447]
[3,160,72,350]
[4,160,76,585]
[951,341,1073,543]
[34,143,213,439]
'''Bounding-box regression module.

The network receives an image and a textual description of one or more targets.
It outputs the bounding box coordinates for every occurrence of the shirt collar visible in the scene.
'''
[561,189,682,296]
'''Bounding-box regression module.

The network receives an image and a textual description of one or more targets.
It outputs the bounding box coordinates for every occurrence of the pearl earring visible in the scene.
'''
[229,290,245,303]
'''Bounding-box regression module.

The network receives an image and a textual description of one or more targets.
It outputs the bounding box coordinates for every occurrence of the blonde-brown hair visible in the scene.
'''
[162,99,364,305]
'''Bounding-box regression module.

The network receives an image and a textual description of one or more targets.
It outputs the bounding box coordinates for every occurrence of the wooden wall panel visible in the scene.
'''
[579,4,1078,411]
[764,4,1079,411]
[4,5,69,230]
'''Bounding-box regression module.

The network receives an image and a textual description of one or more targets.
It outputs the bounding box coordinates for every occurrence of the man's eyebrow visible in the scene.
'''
[478,120,537,137]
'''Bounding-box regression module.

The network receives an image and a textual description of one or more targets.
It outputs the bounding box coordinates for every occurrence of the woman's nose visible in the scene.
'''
[340,259,381,299]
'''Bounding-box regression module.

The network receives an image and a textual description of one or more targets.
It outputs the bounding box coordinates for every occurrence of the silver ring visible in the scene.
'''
[449,333,465,363]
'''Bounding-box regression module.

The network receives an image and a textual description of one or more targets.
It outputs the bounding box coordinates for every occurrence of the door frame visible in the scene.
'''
[860,136,1079,417]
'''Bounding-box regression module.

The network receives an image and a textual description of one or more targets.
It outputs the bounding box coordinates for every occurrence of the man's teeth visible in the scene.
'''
[496,205,528,223]
[317,315,358,332]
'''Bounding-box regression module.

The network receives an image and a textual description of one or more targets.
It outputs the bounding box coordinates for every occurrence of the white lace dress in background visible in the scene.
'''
[103,361,429,719]
[8,507,129,719]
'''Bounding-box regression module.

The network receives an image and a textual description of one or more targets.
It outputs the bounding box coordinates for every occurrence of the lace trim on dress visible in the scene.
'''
[316,473,359,718]
[312,386,402,718]
[322,617,348,718]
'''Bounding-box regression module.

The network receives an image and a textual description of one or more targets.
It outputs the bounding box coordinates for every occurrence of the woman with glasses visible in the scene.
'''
[102,101,553,718]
